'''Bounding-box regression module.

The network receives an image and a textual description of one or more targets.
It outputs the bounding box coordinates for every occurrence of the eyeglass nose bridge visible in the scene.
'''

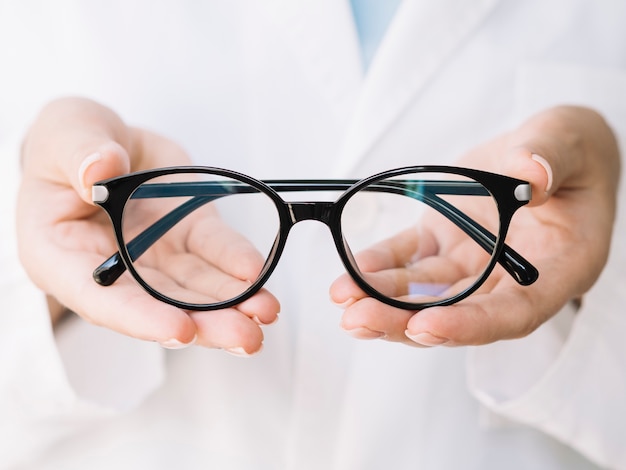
[286,201,336,226]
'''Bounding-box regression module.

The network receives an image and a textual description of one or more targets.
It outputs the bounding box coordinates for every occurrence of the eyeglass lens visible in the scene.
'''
[340,172,500,305]
[121,172,281,306]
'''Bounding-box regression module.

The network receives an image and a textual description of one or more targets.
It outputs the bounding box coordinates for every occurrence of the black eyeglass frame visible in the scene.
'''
[92,165,538,311]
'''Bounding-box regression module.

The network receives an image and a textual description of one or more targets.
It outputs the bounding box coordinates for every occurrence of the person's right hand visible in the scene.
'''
[330,105,619,348]
[17,97,279,354]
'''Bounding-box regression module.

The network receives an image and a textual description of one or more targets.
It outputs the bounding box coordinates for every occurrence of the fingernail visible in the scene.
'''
[78,152,102,192]
[405,331,449,347]
[531,154,553,193]
[343,326,387,340]
[225,344,263,357]
[160,334,197,350]
[333,297,356,309]
[252,313,279,326]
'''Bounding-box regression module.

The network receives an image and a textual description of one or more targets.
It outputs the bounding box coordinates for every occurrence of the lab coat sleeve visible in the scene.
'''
[468,63,626,469]
[0,141,165,465]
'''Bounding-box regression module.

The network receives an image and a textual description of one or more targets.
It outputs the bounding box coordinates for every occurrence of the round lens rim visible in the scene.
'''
[330,165,506,310]
[117,166,291,311]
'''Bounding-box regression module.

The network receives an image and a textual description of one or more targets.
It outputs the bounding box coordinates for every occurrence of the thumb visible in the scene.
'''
[74,141,131,203]
[499,147,555,207]
[21,97,135,204]
[73,127,195,204]
[498,106,620,207]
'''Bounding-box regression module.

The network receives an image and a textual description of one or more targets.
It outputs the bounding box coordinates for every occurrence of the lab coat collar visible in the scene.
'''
[259,0,501,175]
[259,0,364,126]
[333,0,502,176]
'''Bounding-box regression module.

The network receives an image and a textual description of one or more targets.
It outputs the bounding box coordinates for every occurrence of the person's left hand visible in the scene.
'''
[330,105,620,346]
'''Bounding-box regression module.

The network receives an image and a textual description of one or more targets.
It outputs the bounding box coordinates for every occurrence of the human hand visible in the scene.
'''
[17,97,279,353]
[330,106,620,346]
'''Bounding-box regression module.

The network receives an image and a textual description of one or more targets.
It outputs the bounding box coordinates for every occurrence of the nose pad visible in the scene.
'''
[287,202,335,225]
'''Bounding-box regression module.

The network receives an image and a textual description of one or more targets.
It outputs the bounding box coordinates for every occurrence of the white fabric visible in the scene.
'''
[1,0,626,468]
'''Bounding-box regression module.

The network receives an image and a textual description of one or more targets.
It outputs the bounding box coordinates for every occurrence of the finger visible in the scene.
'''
[498,106,619,206]
[339,297,417,344]
[329,259,462,307]
[141,257,281,325]
[189,309,265,355]
[21,98,133,198]
[329,241,478,306]
[330,272,370,306]
[329,227,438,304]
[21,98,193,205]
[235,288,281,326]
[339,280,554,347]
[498,148,554,206]
[337,273,498,345]
[55,251,199,347]
[349,227,439,272]
[186,215,269,282]
[47,236,273,350]
[68,128,193,203]
[75,142,132,202]
[72,127,193,202]
[404,284,561,346]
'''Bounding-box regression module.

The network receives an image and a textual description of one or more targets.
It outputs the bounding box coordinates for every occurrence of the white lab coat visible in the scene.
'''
[1,0,626,468]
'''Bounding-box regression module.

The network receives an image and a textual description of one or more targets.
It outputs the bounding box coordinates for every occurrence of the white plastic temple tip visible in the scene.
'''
[514,183,532,202]
[92,185,109,203]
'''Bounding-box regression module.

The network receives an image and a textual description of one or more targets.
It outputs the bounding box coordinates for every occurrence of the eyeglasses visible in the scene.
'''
[92,166,538,311]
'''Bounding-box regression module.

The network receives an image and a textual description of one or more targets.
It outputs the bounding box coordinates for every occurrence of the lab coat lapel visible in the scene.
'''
[333,0,501,176]
[259,0,363,125]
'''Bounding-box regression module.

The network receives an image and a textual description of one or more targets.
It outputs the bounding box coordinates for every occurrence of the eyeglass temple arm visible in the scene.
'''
[93,195,215,286]
[93,180,537,286]
[390,187,538,285]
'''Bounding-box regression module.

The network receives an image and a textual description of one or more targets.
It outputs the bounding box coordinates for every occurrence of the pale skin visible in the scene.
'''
[17,98,620,353]
[332,105,620,346]
[18,97,280,354]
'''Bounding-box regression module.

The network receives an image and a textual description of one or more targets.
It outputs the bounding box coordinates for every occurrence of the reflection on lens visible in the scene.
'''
[121,172,280,307]
[340,171,500,306]
[409,282,449,297]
